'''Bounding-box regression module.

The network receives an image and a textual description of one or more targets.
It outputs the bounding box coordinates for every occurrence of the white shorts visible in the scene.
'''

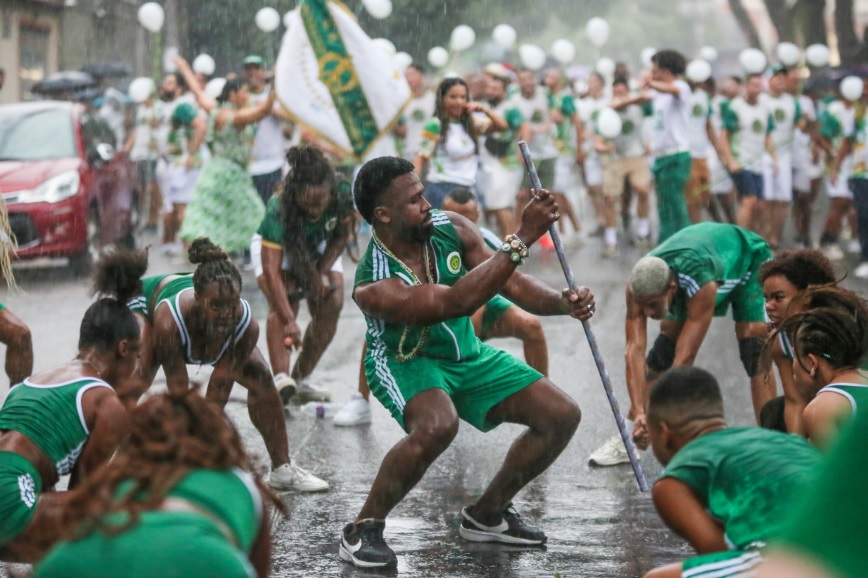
[162,166,199,211]
[762,155,793,202]
[250,234,343,279]
[481,158,522,211]
[553,154,580,193]
[707,153,733,194]
[826,156,854,199]
[583,155,603,188]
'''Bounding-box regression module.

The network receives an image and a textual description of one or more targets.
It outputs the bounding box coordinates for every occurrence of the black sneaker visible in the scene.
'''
[339,519,397,568]
[459,504,547,546]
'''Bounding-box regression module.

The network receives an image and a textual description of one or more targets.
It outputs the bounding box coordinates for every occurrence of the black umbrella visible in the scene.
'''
[80,61,133,79]
[32,71,96,95]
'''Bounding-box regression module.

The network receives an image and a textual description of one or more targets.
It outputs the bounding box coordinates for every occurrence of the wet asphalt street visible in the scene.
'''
[0,214,860,577]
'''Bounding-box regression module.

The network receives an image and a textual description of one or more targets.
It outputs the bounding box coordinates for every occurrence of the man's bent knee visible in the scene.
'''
[646,334,676,373]
[739,337,763,376]
[409,418,459,458]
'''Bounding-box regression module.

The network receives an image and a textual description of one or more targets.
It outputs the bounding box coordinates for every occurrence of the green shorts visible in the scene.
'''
[682,550,762,577]
[366,342,543,432]
[0,451,42,546]
[520,157,556,190]
[480,295,513,338]
[33,512,254,578]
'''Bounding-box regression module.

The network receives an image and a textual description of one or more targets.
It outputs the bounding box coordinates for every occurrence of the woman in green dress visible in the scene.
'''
[174,56,276,254]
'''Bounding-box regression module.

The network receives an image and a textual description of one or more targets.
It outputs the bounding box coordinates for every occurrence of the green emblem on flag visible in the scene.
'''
[300,0,379,157]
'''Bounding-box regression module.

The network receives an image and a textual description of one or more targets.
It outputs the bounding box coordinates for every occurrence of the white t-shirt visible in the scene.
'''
[687,89,712,159]
[417,118,481,186]
[402,90,436,161]
[650,79,692,155]
[249,87,288,176]
[577,96,607,158]
[761,92,801,157]
[614,103,650,159]
[510,88,558,159]
[724,96,773,171]
[130,101,164,162]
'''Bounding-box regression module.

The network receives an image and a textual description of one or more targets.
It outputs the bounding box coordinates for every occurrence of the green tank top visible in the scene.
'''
[662,427,821,550]
[817,382,868,414]
[0,377,113,477]
[115,468,262,552]
[130,274,252,366]
[353,210,480,361]
[650,223,770,317]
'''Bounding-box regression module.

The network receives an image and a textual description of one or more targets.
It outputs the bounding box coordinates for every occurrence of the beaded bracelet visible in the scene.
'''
[501,234,530,265]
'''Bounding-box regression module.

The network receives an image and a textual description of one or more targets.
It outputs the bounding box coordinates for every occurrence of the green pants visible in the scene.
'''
[0,451,41,546]
[653,152,692,244]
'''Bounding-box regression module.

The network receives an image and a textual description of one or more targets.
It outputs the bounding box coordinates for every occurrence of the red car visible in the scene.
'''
[0,100,136,272]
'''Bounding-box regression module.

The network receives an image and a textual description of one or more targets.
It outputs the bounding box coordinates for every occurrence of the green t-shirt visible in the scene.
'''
[662,427,821,549]
[354,210,481,362]
[649,223,770,318]
[255,176,353,256]
[773,408,868,578]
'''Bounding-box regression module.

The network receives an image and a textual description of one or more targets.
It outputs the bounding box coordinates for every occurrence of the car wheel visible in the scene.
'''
[69,205,101,276]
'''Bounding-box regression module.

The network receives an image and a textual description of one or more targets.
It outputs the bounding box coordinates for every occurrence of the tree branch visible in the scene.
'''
[729,0,762,48]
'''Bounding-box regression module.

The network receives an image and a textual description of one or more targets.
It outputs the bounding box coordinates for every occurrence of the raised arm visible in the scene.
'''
[233,89,277,129]
[173,55,216,113]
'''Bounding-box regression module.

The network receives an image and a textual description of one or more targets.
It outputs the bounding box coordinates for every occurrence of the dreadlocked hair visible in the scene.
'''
[93,249,149,304]
[188,238,242,297]
[280,146,341,288]
[770,286,868,373]
[434,77,479,155]
[57,389,285,542]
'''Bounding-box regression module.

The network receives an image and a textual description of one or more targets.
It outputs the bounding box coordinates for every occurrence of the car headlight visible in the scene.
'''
[17,171,81,204]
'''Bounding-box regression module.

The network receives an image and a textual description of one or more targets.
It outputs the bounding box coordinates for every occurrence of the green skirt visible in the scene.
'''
[180,157,265,254]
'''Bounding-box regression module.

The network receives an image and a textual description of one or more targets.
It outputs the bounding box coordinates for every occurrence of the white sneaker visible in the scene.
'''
[588,433,630,467]
[855,262,868,279]
[274,373,297,405]
[822,244,845,261]
[333,393,372,427]
[847,239,862,255]
[294,379,332,403]
[267,461,329,492]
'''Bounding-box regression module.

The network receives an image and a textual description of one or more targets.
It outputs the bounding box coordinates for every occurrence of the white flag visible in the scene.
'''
[275,0,410,161]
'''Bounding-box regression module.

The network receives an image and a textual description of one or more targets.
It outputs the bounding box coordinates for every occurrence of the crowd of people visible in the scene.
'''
[0,42,866,577]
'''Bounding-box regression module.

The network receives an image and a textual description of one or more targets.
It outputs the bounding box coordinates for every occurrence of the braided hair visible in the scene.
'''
[84,250,149,351]
[773,286,868,375]
[434,77,478,154]
[57,389,284,540]
[188,238,242,298]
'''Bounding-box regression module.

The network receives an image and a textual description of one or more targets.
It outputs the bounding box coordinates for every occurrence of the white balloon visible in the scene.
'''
[128,77,155,103]
[596,57,616,77]
[394,51,413,71]
[841,75,864,101]
[586,17,610,48]
[776,42,800,67]
[283,9,296,28]
[641,47,656,69]
[362,0,392,20]
[205,78,227,100]
[739,48,768,74]
[427,46,449,68]
[686,59,712,83]
[806,44,830,67]
[597,108,622,139]
[162,46,178,73]
[372,38,397,57]
[137,2,165,33]
[700,46,719,63]
[255,7,280,32]
[492,24,517,48]
[551,39,576,65]
[519,44,547,71]
[450,25,476,52]
[192,54,216,76]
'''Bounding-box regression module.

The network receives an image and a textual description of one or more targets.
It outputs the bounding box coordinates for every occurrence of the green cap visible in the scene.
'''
[171,103,197,125]
[243,54,266,67]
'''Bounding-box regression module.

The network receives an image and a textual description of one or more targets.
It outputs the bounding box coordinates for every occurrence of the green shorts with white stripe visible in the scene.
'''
[682,550,762,578]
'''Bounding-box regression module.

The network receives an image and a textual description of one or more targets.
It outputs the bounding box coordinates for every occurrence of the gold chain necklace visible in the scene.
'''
[372,232,433,363]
